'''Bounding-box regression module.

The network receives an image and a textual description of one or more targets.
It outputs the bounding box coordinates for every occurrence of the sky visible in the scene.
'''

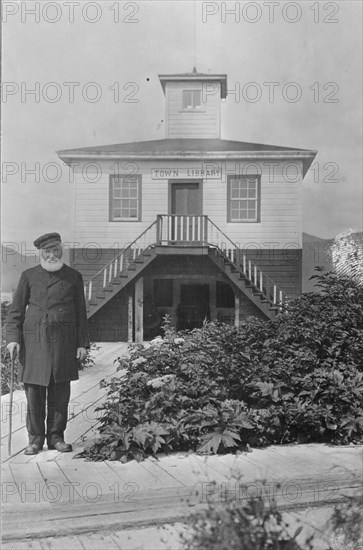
[1,0,362,254]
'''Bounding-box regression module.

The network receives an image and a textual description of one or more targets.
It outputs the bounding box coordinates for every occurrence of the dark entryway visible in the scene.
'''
[177,283,210,330]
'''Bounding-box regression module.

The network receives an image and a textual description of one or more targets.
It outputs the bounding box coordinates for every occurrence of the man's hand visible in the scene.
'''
[7,342,20,359]
[76,347,87,362]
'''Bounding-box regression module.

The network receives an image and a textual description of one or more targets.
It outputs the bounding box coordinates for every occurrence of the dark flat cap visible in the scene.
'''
[33,232,62,249]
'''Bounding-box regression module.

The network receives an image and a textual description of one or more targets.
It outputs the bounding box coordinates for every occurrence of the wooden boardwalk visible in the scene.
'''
[1,343,362,548]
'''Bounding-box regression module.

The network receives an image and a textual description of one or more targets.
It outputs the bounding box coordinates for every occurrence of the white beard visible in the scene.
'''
[40,258,64,272]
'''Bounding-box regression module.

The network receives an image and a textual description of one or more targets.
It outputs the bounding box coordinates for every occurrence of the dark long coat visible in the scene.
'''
[6,264,89,386]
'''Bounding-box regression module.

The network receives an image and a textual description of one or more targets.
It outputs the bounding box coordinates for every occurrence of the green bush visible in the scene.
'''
[178,490,362,550]
[179,486,311,550]
[78,271,363,462]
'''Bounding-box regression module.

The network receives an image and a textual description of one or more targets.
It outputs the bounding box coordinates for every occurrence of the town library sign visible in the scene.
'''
[151,166,222,179]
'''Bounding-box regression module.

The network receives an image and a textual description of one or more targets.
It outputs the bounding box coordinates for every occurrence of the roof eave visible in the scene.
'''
[58,149,317,178]
[158,74,228,98]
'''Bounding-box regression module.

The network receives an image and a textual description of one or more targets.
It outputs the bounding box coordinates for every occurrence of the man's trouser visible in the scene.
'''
[23,373,71,448]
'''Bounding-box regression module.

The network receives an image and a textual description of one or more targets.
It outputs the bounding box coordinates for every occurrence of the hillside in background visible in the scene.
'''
[302,233,334,292]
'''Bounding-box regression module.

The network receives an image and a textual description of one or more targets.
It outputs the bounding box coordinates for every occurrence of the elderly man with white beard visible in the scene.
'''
[6,233,89,455]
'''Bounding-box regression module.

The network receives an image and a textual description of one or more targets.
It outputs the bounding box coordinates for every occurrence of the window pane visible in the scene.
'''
[193,90,201,107]
[121,188,130,198]
[112,176,140,220]
[183,90,192,108]
[229,176,259,222]
[231,187,239,199]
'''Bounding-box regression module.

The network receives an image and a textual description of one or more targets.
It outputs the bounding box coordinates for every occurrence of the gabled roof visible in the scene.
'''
[57,138,317,177]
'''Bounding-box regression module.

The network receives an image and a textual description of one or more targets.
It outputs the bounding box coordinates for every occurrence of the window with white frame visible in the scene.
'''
[227,175,260,222]
[109,175,141,221]
[182,89,202,110]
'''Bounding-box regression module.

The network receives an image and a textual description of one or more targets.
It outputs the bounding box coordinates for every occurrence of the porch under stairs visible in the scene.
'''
[84,215,287,324]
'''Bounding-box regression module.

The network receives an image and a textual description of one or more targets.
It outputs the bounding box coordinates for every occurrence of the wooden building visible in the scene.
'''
[57,70,317,341]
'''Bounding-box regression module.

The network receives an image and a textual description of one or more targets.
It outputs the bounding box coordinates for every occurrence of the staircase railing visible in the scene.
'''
[84,214,286,311]
[84,219,158,304]
[206,217,286,308]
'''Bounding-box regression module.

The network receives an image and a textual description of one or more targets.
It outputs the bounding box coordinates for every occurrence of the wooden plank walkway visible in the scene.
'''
[1,342,362,548]
[1,342,130,462]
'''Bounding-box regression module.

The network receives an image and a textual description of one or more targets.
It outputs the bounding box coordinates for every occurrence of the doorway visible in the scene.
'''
[177,283,210,330]
[170,181,202,242]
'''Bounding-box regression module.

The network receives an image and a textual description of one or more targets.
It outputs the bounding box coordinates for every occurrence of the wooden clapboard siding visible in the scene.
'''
[166,82,221,139]
[71,159,303,249]
[204,161,303,247]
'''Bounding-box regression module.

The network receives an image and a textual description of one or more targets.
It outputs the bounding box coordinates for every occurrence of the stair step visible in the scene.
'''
[103,288,114,293]
[96,295,106,300]
[112,280,122,285]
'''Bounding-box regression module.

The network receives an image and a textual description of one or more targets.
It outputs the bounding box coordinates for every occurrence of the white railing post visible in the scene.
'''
[260,272,263,293]
[103,269,107,287]
[88,281,92,301]
[180,216,183,241]
[248,261,252,281]
[168,216,172,241]
[273,285,277,305]
[254,266,257,286]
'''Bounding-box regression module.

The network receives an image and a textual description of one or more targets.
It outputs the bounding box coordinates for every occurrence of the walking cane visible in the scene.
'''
[8,352,15,455]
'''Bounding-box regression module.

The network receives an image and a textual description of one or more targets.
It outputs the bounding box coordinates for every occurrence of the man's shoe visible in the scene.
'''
[48,441,72,452]
[24,444,41,455]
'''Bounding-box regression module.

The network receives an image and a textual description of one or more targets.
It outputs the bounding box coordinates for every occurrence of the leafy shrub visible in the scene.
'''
[178,485,362,550]
[78,343,100,371]
[329,494,363,549]
[78,271,363,462]
[179,486,312,550]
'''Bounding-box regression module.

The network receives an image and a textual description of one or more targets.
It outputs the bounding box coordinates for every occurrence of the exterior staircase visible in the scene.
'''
[84,215,287,321]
